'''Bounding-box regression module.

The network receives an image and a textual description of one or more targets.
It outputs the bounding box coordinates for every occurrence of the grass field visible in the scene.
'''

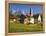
[8,20,43,33]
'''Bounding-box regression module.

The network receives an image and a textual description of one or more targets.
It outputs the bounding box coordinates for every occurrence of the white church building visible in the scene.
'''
[24,8,41,24]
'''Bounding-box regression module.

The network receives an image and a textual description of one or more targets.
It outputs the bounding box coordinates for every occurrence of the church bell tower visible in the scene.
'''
[29,8,34,24]
[30,8,31,16]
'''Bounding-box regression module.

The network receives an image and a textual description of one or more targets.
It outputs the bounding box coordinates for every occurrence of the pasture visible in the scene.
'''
[8,20,43,33]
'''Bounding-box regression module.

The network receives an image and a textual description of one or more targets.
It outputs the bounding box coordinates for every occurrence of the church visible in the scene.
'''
[11,8,42,24]
[24,8,41,24]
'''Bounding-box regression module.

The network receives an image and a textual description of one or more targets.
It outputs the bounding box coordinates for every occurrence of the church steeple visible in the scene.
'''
[30,8,31,16]
[30,8,33,16]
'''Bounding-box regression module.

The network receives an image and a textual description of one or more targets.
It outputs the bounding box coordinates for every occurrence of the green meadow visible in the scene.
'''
[8,20,43,33]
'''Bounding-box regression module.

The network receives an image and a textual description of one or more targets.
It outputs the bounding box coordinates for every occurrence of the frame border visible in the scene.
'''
[5,1,45,36]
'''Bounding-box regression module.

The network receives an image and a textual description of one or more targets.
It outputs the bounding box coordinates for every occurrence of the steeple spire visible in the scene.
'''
[30,8,31,16]
[30,8,33,16]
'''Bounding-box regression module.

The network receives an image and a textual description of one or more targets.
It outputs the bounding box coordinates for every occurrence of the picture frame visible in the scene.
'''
[5,1,45,36]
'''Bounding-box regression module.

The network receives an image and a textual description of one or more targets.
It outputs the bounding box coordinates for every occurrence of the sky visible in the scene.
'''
[9,3,43,15]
